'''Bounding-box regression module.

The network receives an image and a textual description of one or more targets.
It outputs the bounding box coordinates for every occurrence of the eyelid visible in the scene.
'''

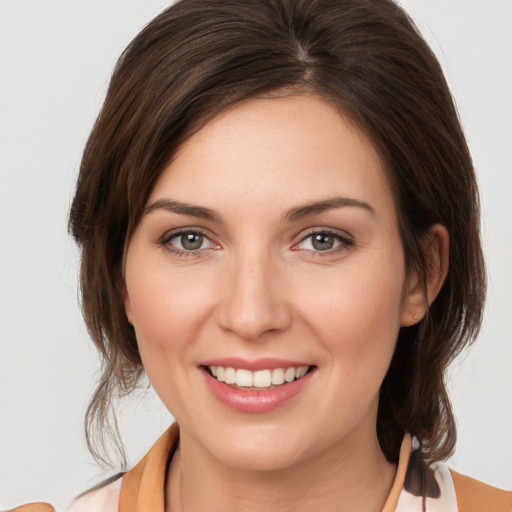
[156,226,354,256]
[158,227,221,254]
[292,228,355,252]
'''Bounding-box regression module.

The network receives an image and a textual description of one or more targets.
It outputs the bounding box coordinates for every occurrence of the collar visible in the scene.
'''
[119,423,179,512]
[119,424,411,512]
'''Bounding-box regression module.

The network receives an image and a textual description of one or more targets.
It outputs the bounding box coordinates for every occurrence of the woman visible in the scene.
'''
[11,0,511,510]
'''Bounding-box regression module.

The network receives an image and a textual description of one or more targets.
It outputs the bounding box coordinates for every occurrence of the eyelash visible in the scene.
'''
[158,228,355,257]
[158,228,218,258]
[294,229,355,255]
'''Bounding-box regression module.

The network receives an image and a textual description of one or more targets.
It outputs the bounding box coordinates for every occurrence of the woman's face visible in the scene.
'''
[123,95,419,470]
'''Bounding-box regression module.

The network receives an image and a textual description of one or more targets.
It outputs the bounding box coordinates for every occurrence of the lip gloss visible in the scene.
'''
[202,367,313,413]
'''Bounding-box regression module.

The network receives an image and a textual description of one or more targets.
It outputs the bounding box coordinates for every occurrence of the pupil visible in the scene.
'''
[312,233,333,251]
[181,233,203,250]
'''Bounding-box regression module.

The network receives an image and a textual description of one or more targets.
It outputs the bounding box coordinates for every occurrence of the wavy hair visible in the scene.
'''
[69,0,485,467]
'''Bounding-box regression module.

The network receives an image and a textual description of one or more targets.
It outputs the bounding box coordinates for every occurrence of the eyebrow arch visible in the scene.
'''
[284,196,375,222]
[145,196,374,223]
[145,199,223,223]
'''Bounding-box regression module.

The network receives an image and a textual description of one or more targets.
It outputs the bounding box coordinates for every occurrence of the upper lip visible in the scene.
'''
[200,357,313,371]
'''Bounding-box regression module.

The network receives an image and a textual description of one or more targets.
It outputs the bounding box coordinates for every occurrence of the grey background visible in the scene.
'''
[1,1,511,508]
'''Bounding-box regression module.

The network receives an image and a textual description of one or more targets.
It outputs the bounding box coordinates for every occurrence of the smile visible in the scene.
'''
[207,365,310,389]
[201,360,316,413]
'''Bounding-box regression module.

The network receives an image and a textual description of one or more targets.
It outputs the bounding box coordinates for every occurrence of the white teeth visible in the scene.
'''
[253,369,272,388]
[284,367,295,382]
[271,368,285,385]
[295,366,308,379]
[224,367,236,384]
[207,365,310,388]
[235,368,253,387]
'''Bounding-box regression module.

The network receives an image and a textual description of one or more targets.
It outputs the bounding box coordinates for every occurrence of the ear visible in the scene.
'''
[121,282,135,325]
[401,224,449,327]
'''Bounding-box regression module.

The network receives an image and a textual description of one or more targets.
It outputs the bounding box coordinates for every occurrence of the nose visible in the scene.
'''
[216,250,292,341]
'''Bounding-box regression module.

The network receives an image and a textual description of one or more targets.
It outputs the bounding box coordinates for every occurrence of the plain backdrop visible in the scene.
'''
[0,1,511,509]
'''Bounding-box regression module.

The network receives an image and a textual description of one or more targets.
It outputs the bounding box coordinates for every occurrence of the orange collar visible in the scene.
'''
[119,423,179,512]
[119,423,410,512]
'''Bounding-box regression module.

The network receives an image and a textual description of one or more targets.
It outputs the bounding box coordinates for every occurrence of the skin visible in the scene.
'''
[123,95,448,512]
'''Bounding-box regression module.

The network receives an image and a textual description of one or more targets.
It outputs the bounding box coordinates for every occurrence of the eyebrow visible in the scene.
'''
[283,196,375,222]
[145,199,223,223]
[145,196,375,223]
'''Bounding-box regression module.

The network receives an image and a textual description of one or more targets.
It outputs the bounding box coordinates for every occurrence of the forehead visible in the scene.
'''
[148,95,394,217]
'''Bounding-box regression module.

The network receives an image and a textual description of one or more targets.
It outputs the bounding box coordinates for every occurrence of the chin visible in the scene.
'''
[218,442,305,472]
[198,422,315,472]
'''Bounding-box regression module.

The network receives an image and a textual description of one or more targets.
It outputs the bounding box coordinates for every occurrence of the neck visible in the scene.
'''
[166,425,396,512]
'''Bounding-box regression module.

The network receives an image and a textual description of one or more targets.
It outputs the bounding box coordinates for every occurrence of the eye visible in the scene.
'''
[295,230,354,253]
[175,232,207,251]
[160,229,219,254]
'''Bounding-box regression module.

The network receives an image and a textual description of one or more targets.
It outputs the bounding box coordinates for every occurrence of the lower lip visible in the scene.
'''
[202,368,314,413]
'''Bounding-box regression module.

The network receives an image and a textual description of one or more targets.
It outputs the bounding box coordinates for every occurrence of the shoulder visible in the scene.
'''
[450,468,512,512]
[67,473,123,512]
[6,504,56,512]
[6,474,123,512]
[396,443,511,512]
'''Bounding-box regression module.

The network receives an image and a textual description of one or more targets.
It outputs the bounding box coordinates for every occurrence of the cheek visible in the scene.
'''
[124,260,221,415]
[127,266,215,352]
[124,257,236,409]
[297,255,406,366]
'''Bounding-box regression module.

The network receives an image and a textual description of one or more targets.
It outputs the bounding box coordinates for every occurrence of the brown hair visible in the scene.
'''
[69,0,485,467]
